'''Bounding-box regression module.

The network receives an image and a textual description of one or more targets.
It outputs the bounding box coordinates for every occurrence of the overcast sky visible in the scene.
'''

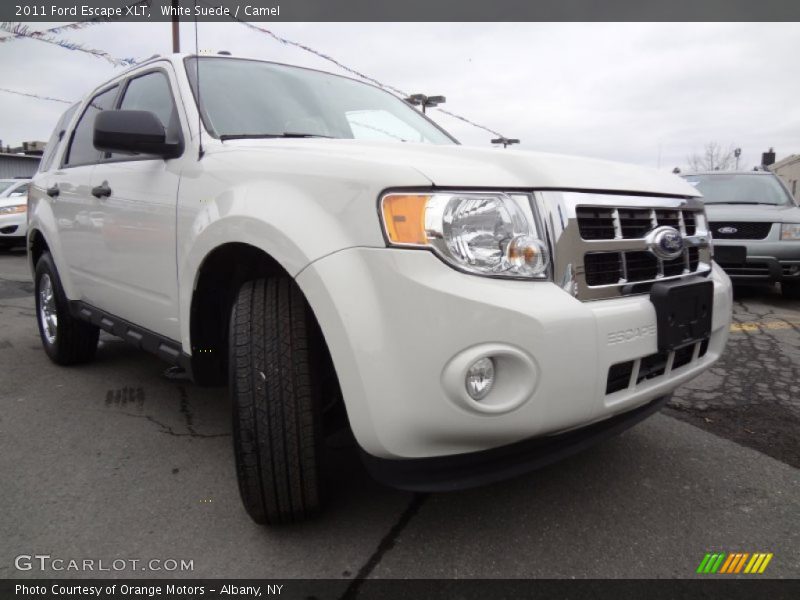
[1,22,799,171]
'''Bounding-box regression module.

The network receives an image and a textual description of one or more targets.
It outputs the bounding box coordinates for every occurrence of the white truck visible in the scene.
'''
[27,53,732,524]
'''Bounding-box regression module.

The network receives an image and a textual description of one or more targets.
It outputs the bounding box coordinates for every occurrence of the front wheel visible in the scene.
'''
[34,252,99,365]
[229,276,324,524]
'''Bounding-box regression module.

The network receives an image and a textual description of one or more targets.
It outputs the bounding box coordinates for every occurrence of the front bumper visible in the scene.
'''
[714,239,800,282]
[297,248,732,460]
[361,394,670,491]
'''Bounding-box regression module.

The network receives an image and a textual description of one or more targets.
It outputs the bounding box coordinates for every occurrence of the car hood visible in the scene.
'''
[703,203,800,223]
[219,139,699,197]
[0,195,27,209]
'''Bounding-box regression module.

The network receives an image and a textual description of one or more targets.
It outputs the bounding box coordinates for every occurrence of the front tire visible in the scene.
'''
[34,252,99,365]
[230,276,323,524]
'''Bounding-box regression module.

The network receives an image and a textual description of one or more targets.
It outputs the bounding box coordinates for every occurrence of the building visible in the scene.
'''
[769,154,800,201]
[8,141,47,156]
[0,152,40,178]
[0,139,46,178]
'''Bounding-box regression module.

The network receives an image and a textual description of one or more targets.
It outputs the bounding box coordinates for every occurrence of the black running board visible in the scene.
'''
[69,300,191,371]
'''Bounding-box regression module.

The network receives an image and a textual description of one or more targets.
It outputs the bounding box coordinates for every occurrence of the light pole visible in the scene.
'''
[491,137,520,149]
[734,147,742,171]
[404,94,446,114]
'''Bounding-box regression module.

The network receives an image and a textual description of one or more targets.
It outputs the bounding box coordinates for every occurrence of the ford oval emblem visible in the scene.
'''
[718,226,738,234]
[647,226,685,260]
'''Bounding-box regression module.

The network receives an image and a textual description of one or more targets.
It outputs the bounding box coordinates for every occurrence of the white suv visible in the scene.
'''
[27,54,732,524]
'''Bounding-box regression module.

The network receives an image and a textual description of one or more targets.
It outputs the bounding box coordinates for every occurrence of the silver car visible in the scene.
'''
[682,171,800,299]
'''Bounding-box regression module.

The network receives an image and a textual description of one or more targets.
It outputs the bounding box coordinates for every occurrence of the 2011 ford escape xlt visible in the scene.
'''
[27,54,732,524]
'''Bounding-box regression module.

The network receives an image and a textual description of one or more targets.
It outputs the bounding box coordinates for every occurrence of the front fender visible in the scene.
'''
[176,147,433,353]
[176,190,381,353]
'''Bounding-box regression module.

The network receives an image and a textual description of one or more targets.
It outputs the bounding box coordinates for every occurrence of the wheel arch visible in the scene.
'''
[27,227,51,272]
[185,241,342,409]
[187,242,285,385]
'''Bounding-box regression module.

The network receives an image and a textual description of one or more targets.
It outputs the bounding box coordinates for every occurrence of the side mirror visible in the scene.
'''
[94,110,182,158]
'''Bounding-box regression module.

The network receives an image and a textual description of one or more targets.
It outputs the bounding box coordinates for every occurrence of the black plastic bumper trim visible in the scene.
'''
[719,257,800,282]
[361,395,670,492]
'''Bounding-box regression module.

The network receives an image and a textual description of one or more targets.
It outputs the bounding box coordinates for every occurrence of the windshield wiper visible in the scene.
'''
[219,132,333,141]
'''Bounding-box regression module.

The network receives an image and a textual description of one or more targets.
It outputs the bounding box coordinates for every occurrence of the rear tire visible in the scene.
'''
[34,252,99,365]
[230,276,323,524]
[782,281,800,300]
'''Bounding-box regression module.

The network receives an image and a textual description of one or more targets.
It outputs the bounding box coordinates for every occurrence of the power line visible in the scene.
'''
[3,10,513,141]
[234,19,408,97]
[238,19,508,139]
[436,108,503,138]
[191,1,511,141]
[0,87,73,104]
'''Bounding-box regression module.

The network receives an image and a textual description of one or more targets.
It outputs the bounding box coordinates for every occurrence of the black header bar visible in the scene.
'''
[4,0,800,22]
[3,579,800,600]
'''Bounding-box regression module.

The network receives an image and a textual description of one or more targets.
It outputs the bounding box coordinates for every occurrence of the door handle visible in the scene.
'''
[91,182,112,199]
[47,184,60,197]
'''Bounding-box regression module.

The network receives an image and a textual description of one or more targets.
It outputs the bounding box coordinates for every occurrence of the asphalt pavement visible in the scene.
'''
[1,247,798,584]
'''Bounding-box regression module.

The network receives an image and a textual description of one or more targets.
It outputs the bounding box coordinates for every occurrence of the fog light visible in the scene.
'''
[465,357,495,400]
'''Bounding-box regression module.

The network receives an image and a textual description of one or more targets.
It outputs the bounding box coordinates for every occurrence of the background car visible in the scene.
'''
[682,171,800,299]
[0,178,31,249]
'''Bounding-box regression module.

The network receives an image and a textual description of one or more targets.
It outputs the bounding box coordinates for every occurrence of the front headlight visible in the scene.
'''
[0,204,26,215]
[781,223,800,241]
[381,191,550,278]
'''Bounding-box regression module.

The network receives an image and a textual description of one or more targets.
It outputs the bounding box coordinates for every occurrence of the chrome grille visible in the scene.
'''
[536,192,713,301]
[579,206,707,289]
[618,208,654,238]
[583,249,699,286]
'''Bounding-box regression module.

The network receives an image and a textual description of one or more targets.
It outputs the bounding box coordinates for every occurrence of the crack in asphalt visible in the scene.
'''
[672,298,800,413]
[668,293,800,467]
[339,493,429,599]
[117,411,230,439]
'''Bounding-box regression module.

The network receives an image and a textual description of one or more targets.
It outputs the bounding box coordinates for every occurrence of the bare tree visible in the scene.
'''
[687,142,738,172]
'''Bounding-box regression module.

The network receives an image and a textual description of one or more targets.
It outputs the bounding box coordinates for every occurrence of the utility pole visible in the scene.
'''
[171,0,180,53]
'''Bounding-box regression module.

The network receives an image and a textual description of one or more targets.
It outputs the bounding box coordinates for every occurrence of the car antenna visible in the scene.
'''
[193,1,204,160]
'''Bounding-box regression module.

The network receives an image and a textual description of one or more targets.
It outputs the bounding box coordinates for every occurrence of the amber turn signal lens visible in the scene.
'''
[381,194,429,245]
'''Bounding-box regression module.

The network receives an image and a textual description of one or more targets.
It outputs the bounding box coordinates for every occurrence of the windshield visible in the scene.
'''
[682,174,794,206]
[185,57,456,144]
[0,181,17,195]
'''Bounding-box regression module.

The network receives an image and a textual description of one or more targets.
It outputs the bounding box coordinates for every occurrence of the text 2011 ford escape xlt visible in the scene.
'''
[27,54,732,524]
